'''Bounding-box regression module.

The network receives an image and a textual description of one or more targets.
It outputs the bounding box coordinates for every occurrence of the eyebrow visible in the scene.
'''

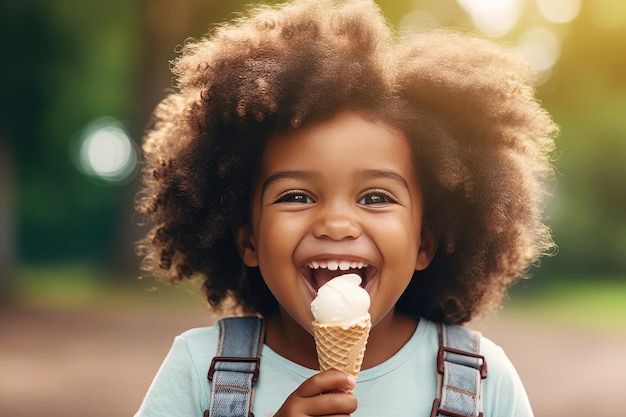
[358,168,410,190]
[261,170,313,195]
[260,168,409,194]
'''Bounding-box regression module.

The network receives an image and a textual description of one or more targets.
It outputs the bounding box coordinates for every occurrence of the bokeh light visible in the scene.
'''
[516,26,561,82]
[456,0,522,37]
[536,0,582,24]
[73,118,138,183]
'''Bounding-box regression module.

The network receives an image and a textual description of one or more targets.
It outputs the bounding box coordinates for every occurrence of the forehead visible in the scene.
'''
[260,111,415,175]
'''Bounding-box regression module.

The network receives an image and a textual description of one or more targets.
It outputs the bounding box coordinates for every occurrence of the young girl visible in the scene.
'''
[134,0,557,416]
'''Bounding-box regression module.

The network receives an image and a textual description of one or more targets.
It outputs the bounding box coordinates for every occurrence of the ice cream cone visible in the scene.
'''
[312,316,371,380]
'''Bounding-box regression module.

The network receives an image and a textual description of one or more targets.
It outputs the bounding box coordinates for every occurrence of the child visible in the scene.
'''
[134,0,557,416]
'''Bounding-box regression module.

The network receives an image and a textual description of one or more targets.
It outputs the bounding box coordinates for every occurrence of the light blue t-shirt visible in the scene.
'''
[134,318,533,417]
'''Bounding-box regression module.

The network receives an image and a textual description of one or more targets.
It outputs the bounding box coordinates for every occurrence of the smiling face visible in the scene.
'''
[237,111,435,333]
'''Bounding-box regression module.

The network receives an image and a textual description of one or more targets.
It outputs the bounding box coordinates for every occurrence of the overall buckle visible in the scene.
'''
[437,346,487,379]
[208,356,261,382]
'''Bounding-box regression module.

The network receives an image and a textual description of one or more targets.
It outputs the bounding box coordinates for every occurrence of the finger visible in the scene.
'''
[276,390,357,417]
[301,390,358,416]
[296,370,357,397]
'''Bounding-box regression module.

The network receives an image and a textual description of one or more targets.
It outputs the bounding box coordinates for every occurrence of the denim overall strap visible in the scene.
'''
[205,316,265,417]
[431,323,488,417]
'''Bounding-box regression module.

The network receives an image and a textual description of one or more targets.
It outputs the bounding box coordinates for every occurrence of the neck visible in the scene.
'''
[264,308,418,371]
[265,308,319,369]
[361,311,418,369]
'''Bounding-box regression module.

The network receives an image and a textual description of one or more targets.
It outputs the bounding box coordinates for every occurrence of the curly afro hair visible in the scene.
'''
[135,0,557,324]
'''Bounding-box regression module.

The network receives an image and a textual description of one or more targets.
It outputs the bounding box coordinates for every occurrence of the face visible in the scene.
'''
[237,111,434,332]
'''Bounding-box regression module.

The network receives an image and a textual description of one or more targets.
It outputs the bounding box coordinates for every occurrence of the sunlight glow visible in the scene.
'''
[536,0,581,24]
[589,0,626,29]
[456,0,522,37]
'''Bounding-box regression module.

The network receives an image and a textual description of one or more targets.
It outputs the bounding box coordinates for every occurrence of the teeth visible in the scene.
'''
[307,261,368,270]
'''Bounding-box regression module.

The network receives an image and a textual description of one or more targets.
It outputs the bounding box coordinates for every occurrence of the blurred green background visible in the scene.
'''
[1,1,625,417]
[1,0,625,313]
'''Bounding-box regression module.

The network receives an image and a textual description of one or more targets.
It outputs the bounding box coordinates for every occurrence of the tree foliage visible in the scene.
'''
[1,0,625,280]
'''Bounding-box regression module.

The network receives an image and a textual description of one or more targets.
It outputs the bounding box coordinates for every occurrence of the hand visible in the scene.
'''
[274,370,358,417]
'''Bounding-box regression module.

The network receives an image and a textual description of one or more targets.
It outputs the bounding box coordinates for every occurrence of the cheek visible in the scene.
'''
[255,215,299,257]
[252,215,302,289]
[377,217,421,259]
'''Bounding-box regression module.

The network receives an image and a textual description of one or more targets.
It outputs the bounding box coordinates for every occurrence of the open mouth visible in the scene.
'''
[303,260,376,291]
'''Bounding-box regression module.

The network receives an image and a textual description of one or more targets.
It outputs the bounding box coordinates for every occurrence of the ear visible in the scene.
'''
[415,225,437,271]
[235,225,258,267]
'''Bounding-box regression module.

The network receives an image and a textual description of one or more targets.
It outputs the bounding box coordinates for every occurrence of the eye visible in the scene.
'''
[274,190,314,204]
[358,190,397,205]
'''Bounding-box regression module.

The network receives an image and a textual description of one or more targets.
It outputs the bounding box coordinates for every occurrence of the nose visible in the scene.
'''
[311,204,361,241]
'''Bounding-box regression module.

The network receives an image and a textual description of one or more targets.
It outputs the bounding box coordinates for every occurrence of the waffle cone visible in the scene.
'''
[312,317,371,379]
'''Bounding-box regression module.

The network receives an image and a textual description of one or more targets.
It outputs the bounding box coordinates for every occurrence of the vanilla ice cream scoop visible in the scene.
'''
[311,273,370,326]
